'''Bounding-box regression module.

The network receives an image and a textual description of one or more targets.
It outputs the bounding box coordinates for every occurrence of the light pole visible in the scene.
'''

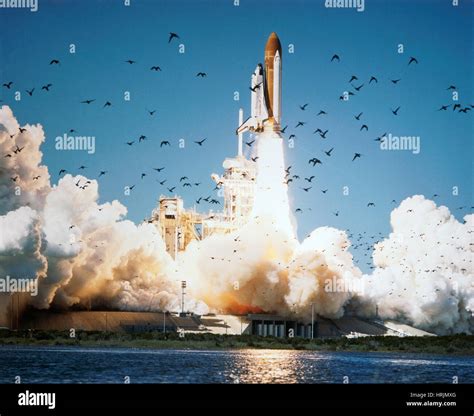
[311,303,314,340]
[163,311,166,334]
[181,281,186,316]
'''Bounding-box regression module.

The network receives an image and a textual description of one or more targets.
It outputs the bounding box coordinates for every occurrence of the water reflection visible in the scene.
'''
[225,349,326,383]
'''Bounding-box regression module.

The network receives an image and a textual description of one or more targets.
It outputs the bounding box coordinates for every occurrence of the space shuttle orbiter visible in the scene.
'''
[237,32,282,135]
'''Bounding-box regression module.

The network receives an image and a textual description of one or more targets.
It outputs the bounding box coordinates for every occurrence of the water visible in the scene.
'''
[0,346,472,383]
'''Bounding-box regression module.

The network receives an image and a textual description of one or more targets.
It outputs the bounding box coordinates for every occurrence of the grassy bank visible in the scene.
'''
[0,330,473,355]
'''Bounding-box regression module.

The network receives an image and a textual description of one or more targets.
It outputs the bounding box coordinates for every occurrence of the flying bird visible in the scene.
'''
[168,32,180,43]
[41,84,53,91]
[160,140,171,147]
[391,106,400,115]
[103,101,112,108]
[125,59,136,64]
[324,148,334,156]
[26,88,35,96]
[49,59,60,65]
[352,153,362,161]
[81,99,95,104]
[196,72,207,77]
[295,121,306,128]
[360,124,368,131]
[150,66,162,71]
[391,79,401,84]
[250,83,262,92]
[354,112,363,120]
[408,56,419,65]
[299,103,308,111]
[369,76,378,84]
[153,167,165,172]
[331,54,340,62]
[194,138,206,146]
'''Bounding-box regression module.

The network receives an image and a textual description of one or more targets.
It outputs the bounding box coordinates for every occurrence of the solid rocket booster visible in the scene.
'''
[237,32,283,135]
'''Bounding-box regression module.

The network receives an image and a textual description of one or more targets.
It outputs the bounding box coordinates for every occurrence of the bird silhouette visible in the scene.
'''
[160,141,170,147]
[168,32,180,43]
[196,72,207,77]
[125,59,136,64]
[391,106,400,115]
[2,81,13,89]
[369,76,378,84]
[194,138,206,146]
[408,56,419,65]
[349,75,358,83]
[352,153,362,161]
[150,66,161,71]
[324,148,334,156]
[299,103,308,110]
[360,124,368,131]
[49,59,60,65]
[354,112,363,120]
[250,83,262,92]
[295,121,306,128]
[167,187,176,192]
[41,84,52,91]
[331,54,340,62]
[391,79,401,84]
[81,99,95,104]
[153,167,165,172]
[26,88,35,96]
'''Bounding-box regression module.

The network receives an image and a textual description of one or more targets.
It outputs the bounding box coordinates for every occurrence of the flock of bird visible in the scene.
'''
[1,30,472,273]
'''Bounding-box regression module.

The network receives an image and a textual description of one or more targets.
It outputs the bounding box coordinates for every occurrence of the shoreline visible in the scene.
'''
[1,330,473,355]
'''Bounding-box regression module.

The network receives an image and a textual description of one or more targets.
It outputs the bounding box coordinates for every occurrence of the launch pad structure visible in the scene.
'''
[148,112,257,259]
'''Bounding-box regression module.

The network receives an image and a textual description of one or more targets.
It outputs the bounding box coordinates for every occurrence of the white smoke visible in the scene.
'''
[0,105,205,314]
[355,196,473,334]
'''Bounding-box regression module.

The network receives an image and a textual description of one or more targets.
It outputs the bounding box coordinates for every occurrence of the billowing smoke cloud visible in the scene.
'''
[0,106,472,334]
[354,196,473,335]
[0,106,207,315]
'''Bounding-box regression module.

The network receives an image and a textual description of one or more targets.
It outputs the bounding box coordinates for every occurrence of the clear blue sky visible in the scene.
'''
[1,0,472,271]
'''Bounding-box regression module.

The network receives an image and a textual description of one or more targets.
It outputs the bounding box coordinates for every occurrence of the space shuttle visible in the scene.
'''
[237,32,282,135]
